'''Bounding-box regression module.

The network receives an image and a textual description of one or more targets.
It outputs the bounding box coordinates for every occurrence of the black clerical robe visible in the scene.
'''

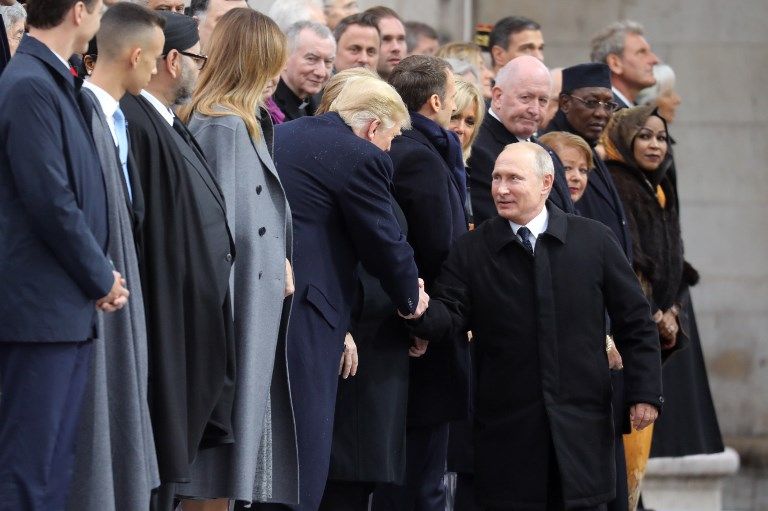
[273,78,317,121]
[120,93,236,483]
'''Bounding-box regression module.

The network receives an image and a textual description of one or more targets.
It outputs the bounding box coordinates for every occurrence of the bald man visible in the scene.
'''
[468,56,574,226]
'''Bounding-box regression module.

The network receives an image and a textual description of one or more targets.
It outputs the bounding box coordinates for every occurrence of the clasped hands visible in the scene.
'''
[398,278,429,320]
[653,308,679,350]
[96,270,130,312]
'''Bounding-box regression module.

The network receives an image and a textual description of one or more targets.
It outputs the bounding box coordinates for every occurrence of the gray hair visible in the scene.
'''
[285,20,335,53]
[0,2,26,31]
[269,0,324,33]
[636,64,676,105]
[444,57,479,82]
[590,19,645,64]
[506,142,554,179]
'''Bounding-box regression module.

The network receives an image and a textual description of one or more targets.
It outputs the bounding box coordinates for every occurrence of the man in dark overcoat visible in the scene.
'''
[371,55,470,511]
[407,142,663,511]
[119,13,236,510]
[0,0,130,508]
[468,55,574,226]
[275,75,427,511]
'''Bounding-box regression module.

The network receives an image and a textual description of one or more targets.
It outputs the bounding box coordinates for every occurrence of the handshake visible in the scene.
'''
[399,278,430,320]
[96,270,130,312]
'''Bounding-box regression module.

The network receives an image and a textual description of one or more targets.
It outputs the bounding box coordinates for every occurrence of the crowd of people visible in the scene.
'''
[0,1,725,511]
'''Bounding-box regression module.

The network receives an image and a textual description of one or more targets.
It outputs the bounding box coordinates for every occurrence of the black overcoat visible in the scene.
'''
[409,204,663,509]
[120,94,236,483]
[389,122,471,425]
[275,112,420,511]
[467,113,575,226]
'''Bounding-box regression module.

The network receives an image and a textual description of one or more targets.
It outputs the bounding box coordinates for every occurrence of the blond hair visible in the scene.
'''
[316,67,378,115]
[178,8,287,140]
[329,75,411,131]
[453,77,485,162]
[436,42,485,72]
[537,131,594,170]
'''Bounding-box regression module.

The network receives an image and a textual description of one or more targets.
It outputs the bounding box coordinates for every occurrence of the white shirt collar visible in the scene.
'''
[83,80,121,144]
[612,86,634,107]
[50,50,71,72]
[488,107,530,142]
[140,89,175,126]
[509,206,549,252]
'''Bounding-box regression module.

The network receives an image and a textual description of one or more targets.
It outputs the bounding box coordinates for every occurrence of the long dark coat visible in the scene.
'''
[389,119,471,425]
[120,93,236,484]
[275,112,420,511]
[409,204,663,509]
[467,113,574,226]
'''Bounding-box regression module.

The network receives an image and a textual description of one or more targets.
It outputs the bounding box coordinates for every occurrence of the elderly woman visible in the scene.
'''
[177,9,297,511]
[601,105,710,510]
[537,131,593,204]
[637,64,682,123]
[436,41,494,99]
[0,1,25,56]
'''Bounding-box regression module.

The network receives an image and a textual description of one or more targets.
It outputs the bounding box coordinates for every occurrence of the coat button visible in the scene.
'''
[256,185,262,195]
[259,227,266,236]
[659,396,665,404]
[225,253,233,263]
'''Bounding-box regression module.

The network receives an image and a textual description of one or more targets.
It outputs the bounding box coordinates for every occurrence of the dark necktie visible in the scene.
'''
[517,226,534,255]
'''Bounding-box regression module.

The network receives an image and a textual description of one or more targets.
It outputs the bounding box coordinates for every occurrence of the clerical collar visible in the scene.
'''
[509,206,549,240]
[140,89,175,126]
[612,86,634,107]
[488,107,530,142]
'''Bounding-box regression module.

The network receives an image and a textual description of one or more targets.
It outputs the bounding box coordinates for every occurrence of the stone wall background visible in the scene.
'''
[251,0,768,456]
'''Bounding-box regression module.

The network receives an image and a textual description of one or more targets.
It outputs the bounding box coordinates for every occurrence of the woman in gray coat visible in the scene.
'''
[177,9,298,511]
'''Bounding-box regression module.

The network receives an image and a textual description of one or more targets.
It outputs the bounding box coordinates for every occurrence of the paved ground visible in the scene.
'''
[722,465,768,511]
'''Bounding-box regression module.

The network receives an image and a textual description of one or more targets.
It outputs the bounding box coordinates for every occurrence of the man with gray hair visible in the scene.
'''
[189,0,248,52]
[0,1,25,58]
[274,20,335,121]
[268,0,326,32]
[590,20,659,108]
[403,141,663,511]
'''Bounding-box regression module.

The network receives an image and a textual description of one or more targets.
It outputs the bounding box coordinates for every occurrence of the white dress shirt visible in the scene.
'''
[140,89,175,126]
[509,206,549,253]
[612,86,634,108]
[82,80,120,145]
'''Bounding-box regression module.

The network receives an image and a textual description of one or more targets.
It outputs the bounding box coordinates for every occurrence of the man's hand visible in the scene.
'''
[96,271,129,312]
[408,337,429,358]
[607,338,623,370]
[630,403,659,431]
[284,259,295,298]
[399,278,429,320]
[339,332,358,379]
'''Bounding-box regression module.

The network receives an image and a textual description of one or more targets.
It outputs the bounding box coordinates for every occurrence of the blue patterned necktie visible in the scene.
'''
[113,107,132,202]
[517,226,534,255]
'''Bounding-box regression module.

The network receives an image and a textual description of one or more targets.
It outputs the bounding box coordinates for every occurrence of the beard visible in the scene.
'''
[173,58,197,107]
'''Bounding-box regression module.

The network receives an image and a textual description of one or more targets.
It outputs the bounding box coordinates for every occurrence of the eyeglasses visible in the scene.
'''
[163,51,208,71]
[179,51,208,71]
[569,95,620,113]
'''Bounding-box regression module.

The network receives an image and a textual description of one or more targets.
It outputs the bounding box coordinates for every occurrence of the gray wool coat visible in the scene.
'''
[67,87,160,511]
[182,110,299,504]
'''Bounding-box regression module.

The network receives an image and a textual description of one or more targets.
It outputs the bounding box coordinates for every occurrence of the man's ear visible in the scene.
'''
[558,93,571,114]
[542,172,554,195]
[490,45,506,70]
[71,1,86,27]
[365,118,381,142]
[129,47,142,69]
[427,93,441,115]
[166,49,180,78]
[606,53,623,75]
[491,86,503,112]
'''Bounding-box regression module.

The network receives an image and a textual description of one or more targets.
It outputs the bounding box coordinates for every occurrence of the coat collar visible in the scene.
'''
[16,35,75,87]
[487,200,567,253]
[482,111,519,147]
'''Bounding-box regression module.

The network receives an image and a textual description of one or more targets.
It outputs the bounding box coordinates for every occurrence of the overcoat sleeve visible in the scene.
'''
[602,229,664,411]
[4,77,114,299]
[339,152,419,315]
[393,148,458,286]
[407,236,473,342]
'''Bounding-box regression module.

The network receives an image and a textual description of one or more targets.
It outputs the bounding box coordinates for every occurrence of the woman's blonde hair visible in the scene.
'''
[452,77,485,163]
[329,75,411,132]
[178,8,287,140]
[315,67,378,115]
[537,131,594,170]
